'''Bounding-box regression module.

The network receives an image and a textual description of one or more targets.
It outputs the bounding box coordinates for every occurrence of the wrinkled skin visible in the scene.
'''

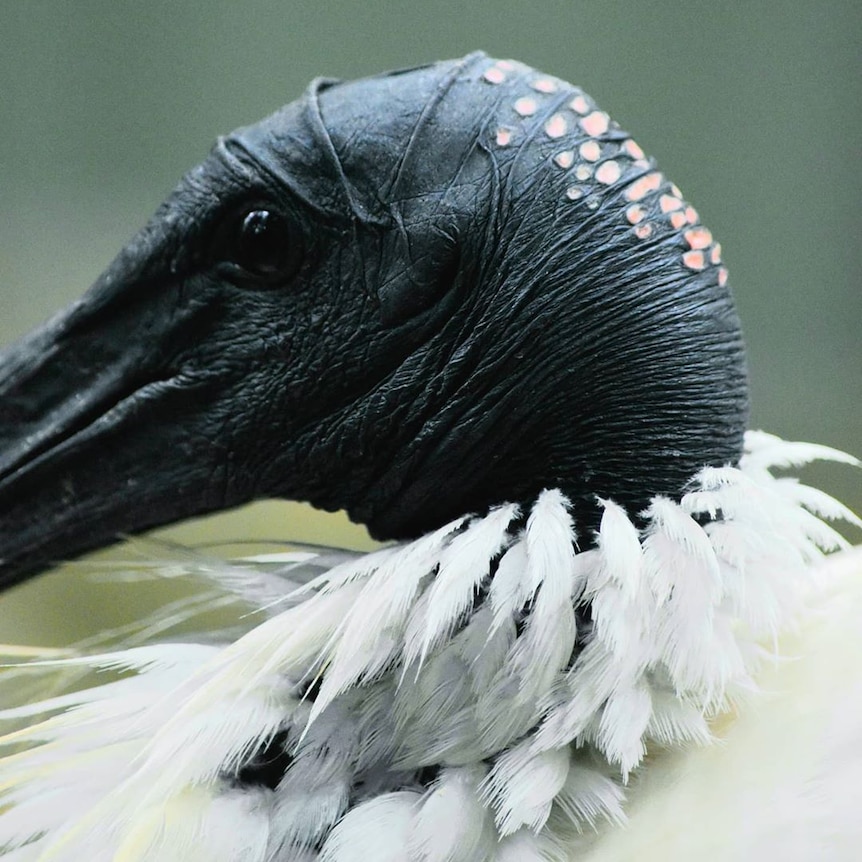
[0,53,748,588]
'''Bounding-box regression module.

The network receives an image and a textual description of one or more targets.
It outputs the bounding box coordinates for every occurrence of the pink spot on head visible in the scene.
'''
[685,206,699,225]
[532,78,558,94]
[670,211,687,230]
[635,222,653,239]
[569,95,590,114]
[545,114,568,139]
[495,127,513,146]
[718,267,729,286]
[625,172,663,202]
[514,97,538,117]
[484,67,506,84]
[683,250,706,271]
[626,205,646,224]
[575,164,592,181]
[580,111,610,137]
[497,60,515,71]
[684,228,713,250]
[579,141,601,162]
[565,185,584,200]
[623,139,645,160]
[660,194,682,213]
[596,160,621,185]
[554,150,575,169]
[711,243,722,264]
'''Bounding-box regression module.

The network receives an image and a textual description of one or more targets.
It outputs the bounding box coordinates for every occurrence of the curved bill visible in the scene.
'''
[0,238,234,590]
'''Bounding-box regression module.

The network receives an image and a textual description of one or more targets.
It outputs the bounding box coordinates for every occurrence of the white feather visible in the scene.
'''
[493,828,570,862]
[318,792,421,862]
[487,539,529,635]
[410,766,496,862]
[313,517,470,720]
[588,499,647,661]
[416,504,518,666]
[553,761,626,833]
[741,430,860,471]
[112,787,272,862]
[511,490,578,697]
[483,743,570,835]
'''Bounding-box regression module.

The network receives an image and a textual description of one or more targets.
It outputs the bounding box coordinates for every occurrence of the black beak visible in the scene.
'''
[0,226,229,589]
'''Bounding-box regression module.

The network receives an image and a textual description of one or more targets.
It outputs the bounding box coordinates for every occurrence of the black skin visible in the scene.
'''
[0,53,749,589]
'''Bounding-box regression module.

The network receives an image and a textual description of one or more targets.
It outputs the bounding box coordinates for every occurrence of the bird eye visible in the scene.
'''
[222,206,302,282]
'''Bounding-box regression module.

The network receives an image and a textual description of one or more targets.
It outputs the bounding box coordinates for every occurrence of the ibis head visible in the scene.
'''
[0,53,748,588]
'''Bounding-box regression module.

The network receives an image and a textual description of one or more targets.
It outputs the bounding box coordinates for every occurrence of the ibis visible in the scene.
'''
[0,53,859,861]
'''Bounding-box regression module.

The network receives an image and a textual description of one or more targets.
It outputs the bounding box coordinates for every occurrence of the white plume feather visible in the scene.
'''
[410,766,496,862]
[318,792,421,862]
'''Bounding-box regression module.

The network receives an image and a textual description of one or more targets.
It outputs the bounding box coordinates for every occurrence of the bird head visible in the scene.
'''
[0,53,748,588]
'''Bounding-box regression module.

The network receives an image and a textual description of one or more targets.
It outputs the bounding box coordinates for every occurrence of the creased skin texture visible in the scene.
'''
[0,53,745,590]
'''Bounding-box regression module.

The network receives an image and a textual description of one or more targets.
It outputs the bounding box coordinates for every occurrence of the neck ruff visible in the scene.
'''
[0,431,858,861]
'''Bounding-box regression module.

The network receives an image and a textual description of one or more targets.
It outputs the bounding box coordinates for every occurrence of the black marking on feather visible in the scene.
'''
[298,675,324,703]
[234,729,293,791]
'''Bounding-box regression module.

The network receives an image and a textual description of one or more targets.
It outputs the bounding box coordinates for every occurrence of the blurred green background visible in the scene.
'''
[1,1,859,645]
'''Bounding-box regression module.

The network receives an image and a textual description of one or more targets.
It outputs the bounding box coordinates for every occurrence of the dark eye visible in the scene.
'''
[224,206,301,281]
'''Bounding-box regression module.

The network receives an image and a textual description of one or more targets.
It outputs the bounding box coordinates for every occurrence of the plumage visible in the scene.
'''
[0,53,859,859]
[0,435,858,859]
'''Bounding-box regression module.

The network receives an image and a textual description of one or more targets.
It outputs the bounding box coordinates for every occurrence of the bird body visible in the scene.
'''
[0,54,859,860]
[579,543,862,861]
[1,433,859,860]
